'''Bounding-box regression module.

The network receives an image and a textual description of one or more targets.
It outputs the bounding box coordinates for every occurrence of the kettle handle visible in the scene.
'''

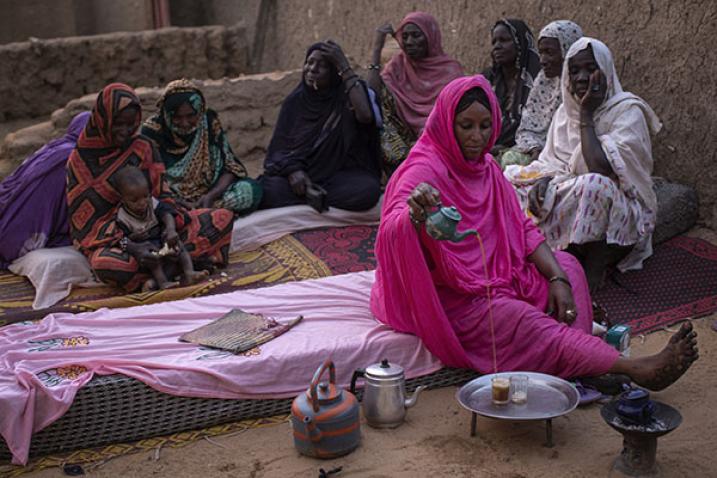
[350,368,366,395]
[309,360,336,413]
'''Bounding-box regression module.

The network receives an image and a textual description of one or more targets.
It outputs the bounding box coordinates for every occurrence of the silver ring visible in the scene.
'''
[566,309,577,318]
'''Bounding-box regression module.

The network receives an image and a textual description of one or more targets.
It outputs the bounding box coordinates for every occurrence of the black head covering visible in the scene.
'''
[484,19,541,147]
[263,43,380,182]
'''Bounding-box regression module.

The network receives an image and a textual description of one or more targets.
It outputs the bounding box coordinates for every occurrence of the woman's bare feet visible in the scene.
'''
[621,322,698,391]
[142,278,158,292]
[142,278,179,291]
[181,269,209,286]
[158,280,180,290]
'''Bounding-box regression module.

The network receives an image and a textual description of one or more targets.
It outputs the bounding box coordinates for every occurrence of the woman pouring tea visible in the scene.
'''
[370,75,698,390]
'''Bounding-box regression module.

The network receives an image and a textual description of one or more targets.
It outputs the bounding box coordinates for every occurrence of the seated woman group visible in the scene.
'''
[66,83,235,292]
[0,13,699,390]
[504,38,661,291]
[371,75,697,390]
[0,14,550,271]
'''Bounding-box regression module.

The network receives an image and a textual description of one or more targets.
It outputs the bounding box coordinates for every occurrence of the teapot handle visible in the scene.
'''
[309,360,336,413]
[350,368,365,395]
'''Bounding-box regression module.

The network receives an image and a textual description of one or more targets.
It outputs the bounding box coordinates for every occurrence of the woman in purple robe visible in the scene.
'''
[0,112,90,268]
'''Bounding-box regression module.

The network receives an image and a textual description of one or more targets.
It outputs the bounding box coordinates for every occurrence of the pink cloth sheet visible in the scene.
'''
[0,271,440,465]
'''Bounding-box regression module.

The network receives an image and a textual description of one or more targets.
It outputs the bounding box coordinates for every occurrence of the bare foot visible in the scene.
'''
[629,322,699,391]
[181,269,209,286]
[142,279,158,292]
[158,280,180,290]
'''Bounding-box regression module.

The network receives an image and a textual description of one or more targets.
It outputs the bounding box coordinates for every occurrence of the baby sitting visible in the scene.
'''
[114,166,208,291]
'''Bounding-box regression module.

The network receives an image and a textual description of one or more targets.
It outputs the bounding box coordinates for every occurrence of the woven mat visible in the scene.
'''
[0,225,378,327]
[0,415,289,477]
[594,236,717,334]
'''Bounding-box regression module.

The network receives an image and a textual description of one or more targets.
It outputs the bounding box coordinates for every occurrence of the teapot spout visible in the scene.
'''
[450,229,478,243]
[303,416,323,442]
[404,385,427,409]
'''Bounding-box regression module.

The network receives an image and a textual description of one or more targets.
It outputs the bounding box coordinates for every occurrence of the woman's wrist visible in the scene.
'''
[579,111,595,127]
[338,65,353,78]
[548,275,572,288]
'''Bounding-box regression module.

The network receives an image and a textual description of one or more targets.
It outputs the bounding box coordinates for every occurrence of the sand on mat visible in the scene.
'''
[22,315,714,478]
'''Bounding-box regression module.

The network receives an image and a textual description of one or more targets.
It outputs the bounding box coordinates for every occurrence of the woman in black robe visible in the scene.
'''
[259,41,382,211]
[484,19,541,151]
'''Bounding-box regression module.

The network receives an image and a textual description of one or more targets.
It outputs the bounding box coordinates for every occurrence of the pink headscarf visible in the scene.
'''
[381,12,464,135]
[370,75,547,369]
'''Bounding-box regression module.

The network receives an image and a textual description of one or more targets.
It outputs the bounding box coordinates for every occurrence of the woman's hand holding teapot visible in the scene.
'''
[407,182,440,227]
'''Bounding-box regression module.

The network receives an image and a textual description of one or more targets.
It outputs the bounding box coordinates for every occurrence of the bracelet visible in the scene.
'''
[549,275,572,287]
[367,63,381,70]
[338,65,353,78]
[579,120,594,128]
[344,78,361,95]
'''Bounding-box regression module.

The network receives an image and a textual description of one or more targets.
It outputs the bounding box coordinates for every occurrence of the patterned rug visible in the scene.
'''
[0,225,377,327]
[1,227,714,336]
[594,236,717,334]
[0,415,290,477]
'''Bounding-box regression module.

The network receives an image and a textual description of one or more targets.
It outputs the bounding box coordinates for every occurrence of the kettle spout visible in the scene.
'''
[404,385,427,409]
[303,416,323,442]
[450,229,478,243]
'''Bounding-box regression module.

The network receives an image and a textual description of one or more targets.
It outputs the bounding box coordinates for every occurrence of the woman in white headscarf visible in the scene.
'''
[505,37,662,291]
[501,20,583,169]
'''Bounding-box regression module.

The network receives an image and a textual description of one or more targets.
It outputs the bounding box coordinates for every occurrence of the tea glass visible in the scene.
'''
[510,374,529,404]
[491,376,510,405]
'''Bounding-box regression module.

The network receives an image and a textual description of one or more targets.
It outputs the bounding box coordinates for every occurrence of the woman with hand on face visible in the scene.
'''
[484,19,541,153]
[371,75,697,390]
[67,83,234,292]
[259,41,382,212]
[141,79,262,215]
[367,12,464,177]
[505,38,662,292]
[500,20,583,168]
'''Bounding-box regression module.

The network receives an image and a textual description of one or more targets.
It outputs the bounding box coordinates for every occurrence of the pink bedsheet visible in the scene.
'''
[0,271,440,465]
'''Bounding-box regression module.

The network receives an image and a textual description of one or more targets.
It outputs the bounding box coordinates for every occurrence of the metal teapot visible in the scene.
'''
[350,359,426,428]
[425,205,477,243]
[291,360,360,458]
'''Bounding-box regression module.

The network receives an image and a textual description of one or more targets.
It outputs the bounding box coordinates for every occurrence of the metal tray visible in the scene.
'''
[456,372,579,421]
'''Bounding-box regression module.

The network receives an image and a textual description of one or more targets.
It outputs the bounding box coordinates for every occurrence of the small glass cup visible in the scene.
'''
[491,376,510,405]
[510,374,529,404]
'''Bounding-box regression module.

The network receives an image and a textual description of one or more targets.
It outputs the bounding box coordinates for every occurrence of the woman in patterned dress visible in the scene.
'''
[141,79,262,215]
[504,38,662,291]
[67,83,234,292]
[367,12,463,177]
[500,20,583,168]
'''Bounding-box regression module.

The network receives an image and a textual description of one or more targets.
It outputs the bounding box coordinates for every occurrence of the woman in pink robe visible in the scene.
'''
[370,75,698,388]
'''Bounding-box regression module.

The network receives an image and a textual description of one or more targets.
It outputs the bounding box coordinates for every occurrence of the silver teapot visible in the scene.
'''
[350,359,426,428]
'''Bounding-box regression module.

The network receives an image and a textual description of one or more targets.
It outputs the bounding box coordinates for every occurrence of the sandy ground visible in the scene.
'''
[19,316,713,478]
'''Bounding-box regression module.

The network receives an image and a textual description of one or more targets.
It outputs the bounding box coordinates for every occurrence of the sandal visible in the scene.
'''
[579,374,631,396]
[575,380,603,406]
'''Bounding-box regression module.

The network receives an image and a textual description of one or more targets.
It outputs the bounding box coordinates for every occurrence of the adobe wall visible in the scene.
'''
[253,0,717,227]
[0,24,250,121]
[0,70,302,179]
[0,0,154,44]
